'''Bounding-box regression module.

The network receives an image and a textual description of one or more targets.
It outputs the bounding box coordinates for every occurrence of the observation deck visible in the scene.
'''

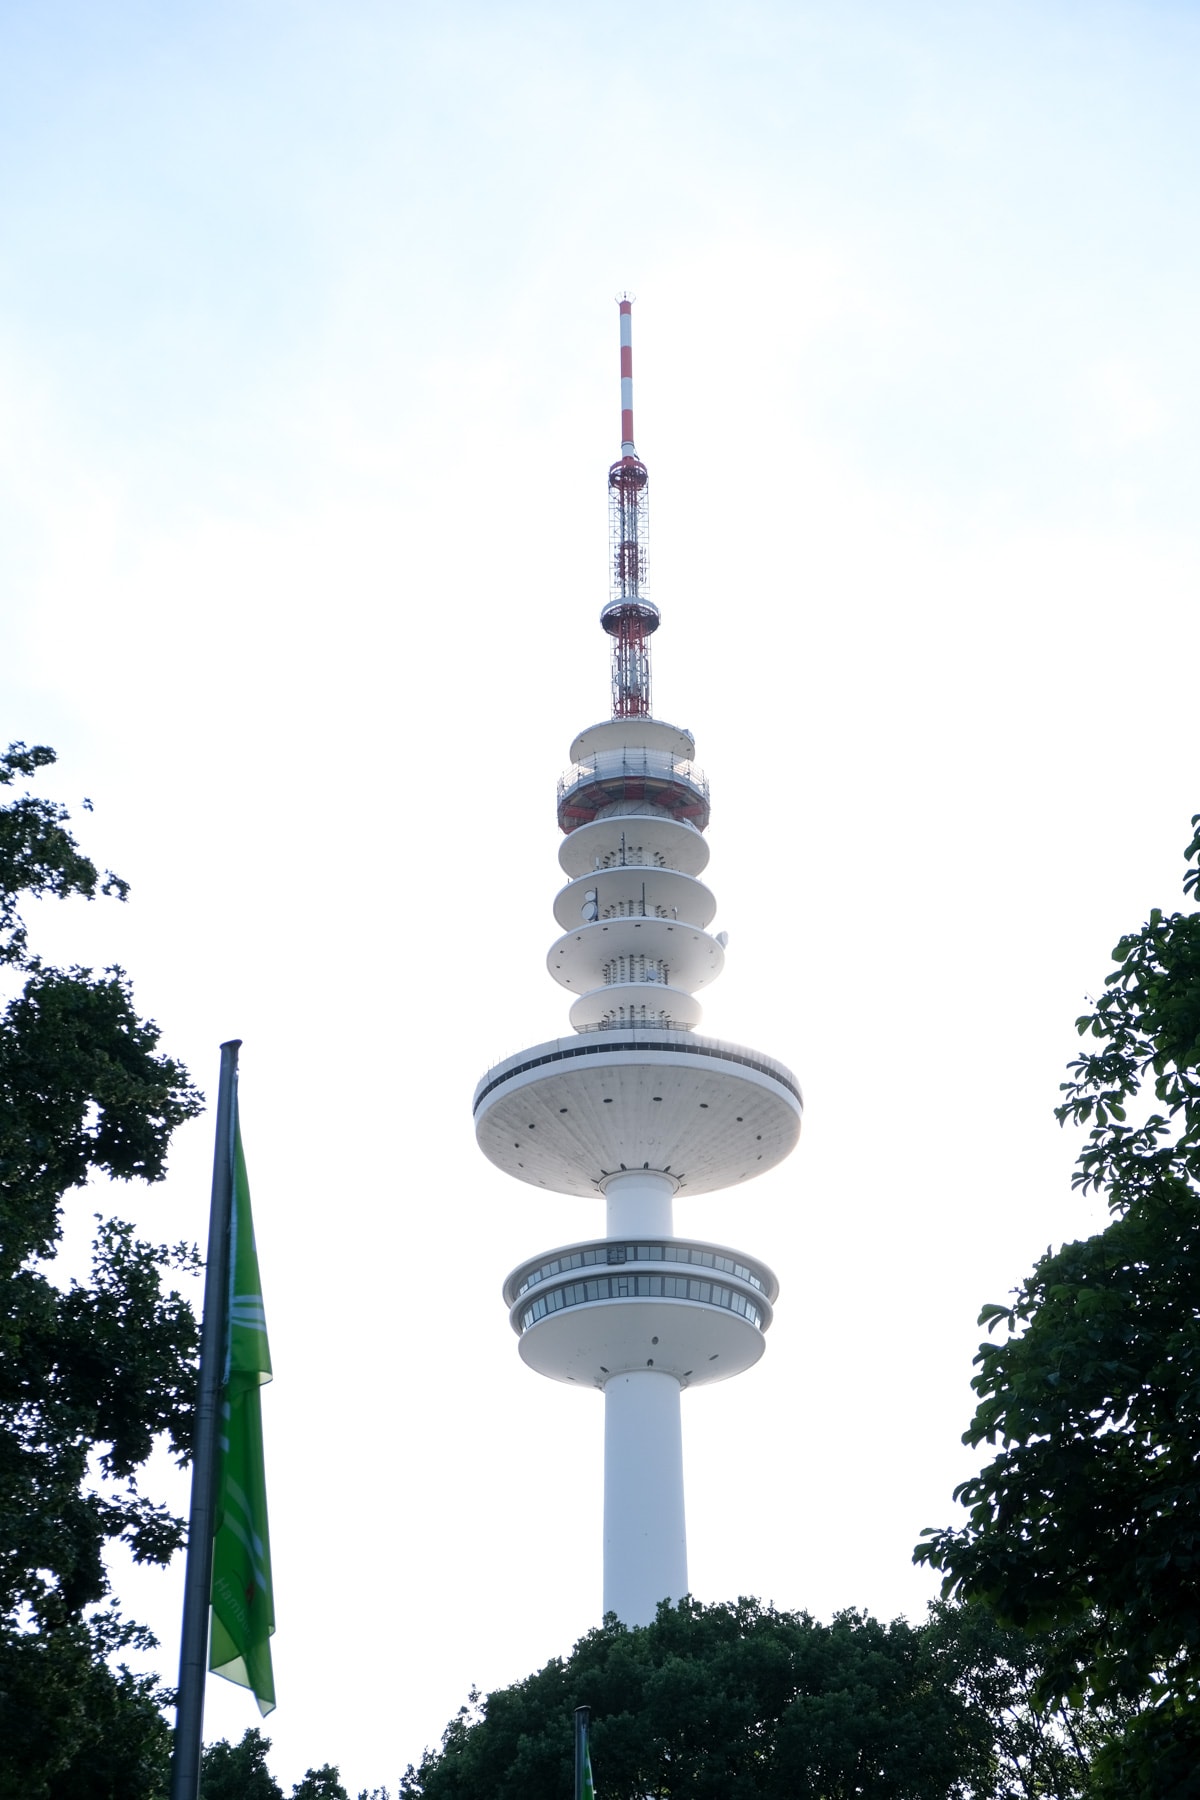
[569,719,695,764]
[503,1235,778,1389]
[557,746,710,835]
[474,1029,802,1197]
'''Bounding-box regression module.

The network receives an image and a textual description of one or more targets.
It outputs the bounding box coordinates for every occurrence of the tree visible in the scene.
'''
[399,1596,1068,1800]
[200,1732,354,1800]
[923,1600,1132,1797]
[292,1767,351,1799]
[201,1728,284,1800]
[0,743,203,1798]
[916,814,1200,1792]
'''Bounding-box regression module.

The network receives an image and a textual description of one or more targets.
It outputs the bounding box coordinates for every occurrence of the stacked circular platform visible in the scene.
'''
[476,713,801,1403]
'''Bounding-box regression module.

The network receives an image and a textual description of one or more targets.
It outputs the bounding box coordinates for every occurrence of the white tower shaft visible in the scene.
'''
[605,1168,675,1239]
[604,1371,687,1625]
[601,1168,686,1623]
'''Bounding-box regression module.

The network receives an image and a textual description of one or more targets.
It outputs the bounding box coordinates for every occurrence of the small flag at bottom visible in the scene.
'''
[209,1113,275,1714]
[575,1705,596,1800]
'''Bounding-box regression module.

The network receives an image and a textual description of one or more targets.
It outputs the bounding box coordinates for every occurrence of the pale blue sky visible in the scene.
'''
[3,3,1198,1792]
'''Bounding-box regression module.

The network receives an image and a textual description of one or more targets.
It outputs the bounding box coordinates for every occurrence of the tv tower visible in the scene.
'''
[473,298,801,1626]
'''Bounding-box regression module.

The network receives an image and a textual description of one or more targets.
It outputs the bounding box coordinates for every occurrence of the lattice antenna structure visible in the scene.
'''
[601,297,660,719]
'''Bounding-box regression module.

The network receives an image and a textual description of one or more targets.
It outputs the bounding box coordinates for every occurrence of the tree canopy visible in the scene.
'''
[200,1730,357,1800]
[200,1728,287,1800]
[0,743,203,1798]
[398,1595,1107,1800]
[916,814,1200,1793]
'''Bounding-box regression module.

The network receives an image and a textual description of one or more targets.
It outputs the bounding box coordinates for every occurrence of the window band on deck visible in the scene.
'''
[474,1037,801,1113]
[519,1273,764,1333]
[514,1240,768,1299]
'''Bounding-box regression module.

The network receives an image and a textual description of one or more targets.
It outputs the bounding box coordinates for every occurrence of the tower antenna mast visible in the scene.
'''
[602,296,659,718]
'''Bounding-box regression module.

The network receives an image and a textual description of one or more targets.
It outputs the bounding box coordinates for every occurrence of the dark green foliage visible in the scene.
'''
[1086,1706,1200,1799]
[0,741,128,970]
[916,815,1200,1788]
[3,1217,200,1631]
[183,1610,1111,1798]
[0,743,203,1796]
[399,1597,1011,1800]
[923,1600,1119,1797]
[201,1728,284,1800]
[292,1766,351,1799]
[1,961,201,1270]
[0,1609,173,1800]
[200,1733,355,1800]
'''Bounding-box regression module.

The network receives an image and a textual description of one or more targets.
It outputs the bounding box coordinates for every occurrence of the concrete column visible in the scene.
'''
[604,1168,675,1239]
[602,1369,687,1625]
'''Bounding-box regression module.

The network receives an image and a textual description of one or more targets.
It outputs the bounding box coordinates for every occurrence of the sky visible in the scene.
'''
[2,0,1199,1790]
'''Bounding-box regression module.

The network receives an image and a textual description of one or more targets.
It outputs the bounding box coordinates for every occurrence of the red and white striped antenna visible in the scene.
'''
[619,294,637,456]
[601,295,659,718]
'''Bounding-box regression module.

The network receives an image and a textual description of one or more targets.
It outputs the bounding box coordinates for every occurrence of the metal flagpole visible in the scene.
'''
[169,1039,242,1800]
[574,1705,590,1800]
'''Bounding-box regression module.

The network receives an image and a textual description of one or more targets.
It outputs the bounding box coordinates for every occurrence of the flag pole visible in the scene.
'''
[574,1705,590,1800]
[170,1039,242,1800]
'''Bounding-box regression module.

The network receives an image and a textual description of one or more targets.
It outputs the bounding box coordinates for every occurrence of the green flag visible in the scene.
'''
[209,1112,275,1713]
[575,1708,596,1800]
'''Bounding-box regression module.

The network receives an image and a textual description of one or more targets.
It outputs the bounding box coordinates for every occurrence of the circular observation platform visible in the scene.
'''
[503,1236,777,1389]
[548,916,724,995]
[473,1030,802,1197]
[553,867,716,931]
[558,748,710,835]
[569,719,695,764]
[601,598,658,633]
[557,812,710,880]
[567,983,702,1031]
